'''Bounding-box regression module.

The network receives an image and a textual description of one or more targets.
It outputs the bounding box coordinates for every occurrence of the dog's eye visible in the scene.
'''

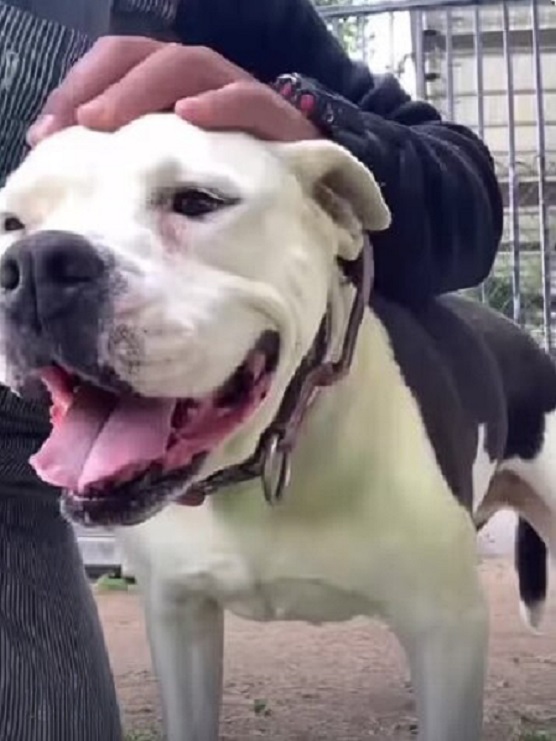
[170,188,238,219]
[1,214,24,233]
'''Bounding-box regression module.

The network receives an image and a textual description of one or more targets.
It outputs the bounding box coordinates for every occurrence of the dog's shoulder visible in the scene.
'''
[369,293,507,424]
[440,294,556,395]
[368,294,507,509]
[441,295,556,459]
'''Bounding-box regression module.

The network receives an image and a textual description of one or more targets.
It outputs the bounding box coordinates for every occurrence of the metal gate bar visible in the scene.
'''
[320,0,556,349]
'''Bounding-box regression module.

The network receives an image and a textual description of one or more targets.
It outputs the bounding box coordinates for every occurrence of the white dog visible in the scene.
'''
[0,114,554,741]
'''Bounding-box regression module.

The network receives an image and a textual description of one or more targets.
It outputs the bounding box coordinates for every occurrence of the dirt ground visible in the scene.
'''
[98,558,556,740]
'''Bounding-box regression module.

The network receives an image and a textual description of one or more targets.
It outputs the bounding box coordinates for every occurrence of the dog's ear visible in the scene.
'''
[273,139,391,260]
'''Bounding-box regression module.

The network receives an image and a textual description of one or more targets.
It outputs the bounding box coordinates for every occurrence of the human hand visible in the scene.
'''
[27,37,319,146]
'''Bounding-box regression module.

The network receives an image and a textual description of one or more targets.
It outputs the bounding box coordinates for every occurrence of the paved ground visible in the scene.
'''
[97,558,556,740]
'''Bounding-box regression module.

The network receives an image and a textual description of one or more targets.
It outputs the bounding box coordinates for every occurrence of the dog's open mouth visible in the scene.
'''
[30,331,279,527]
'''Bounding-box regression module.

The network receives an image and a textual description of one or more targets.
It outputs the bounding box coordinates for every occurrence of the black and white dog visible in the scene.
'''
[0,115,553,741]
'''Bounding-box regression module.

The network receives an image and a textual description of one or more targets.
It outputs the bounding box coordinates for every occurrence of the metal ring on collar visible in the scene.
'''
[261,432,291,506]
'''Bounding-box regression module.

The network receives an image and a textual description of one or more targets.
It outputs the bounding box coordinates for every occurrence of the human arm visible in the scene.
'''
[176,0,504,304]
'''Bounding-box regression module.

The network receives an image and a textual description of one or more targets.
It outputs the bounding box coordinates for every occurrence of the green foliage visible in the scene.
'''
[253,698,272,716]
[94,572,130,592]
[315,0,367,59]
[462,249,547,347]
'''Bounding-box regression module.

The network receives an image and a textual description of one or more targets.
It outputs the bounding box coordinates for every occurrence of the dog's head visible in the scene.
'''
[0,114,389,525]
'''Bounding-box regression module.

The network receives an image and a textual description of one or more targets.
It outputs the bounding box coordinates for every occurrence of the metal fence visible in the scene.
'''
[320,0,556,350]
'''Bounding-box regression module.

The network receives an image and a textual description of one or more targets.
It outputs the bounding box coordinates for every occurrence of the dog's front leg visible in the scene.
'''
[144,593,224,741]
[398,592,488,741]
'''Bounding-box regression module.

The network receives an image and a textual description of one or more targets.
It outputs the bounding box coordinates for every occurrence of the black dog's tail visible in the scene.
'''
[515,517,548,630]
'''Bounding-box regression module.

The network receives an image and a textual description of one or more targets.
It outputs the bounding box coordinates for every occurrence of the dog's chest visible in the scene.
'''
[121,493,389,623]
[120,466,473,626]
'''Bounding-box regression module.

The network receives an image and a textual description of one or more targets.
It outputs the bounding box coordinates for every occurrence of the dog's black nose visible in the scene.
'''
[0,229,104,296]
[0,230,106,323]
[0,230,108,372]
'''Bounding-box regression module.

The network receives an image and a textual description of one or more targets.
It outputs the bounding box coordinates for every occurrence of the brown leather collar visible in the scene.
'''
[184,234,373,506]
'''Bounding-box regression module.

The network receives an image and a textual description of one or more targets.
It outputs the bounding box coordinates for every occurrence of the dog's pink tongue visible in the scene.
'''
[30,385,175,493]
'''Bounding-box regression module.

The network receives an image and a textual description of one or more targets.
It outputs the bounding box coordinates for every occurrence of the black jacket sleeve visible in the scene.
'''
[177,0,503,305]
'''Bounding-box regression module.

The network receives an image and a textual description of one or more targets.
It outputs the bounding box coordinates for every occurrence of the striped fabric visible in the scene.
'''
[0,387,53,495]
[0,493,122,741]
[113,0,179,24]
[0,3,92,181]
[110,0,179,39]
